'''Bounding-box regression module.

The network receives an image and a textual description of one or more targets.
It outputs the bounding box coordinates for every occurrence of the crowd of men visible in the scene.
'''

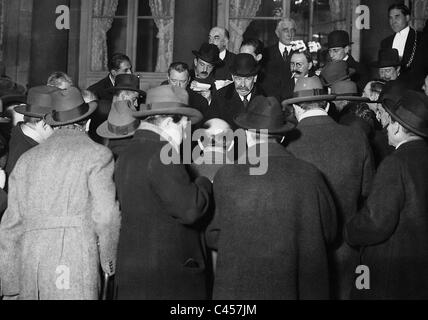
[1,3,428,300]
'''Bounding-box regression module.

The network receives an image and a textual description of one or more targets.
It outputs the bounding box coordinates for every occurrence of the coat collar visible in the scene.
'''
[297,115,336,127]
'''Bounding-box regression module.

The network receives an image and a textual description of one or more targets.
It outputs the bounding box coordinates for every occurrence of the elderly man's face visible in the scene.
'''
[329,47,348,62]
[276,21,296,46]
[389,9,410,33]
[423,75,428,96]
[209,28,227,52]
[194,58,214,79]
[379,66,399,82]
[233,75,257,97]
[169,70,190,89]
[290,53,312,79]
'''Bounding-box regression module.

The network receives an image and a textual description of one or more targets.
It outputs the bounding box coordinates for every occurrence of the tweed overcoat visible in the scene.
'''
[285,115,375,299]
[114,129,213,300]
[346,140,428,299]
[208,143,337,300]
[0,129,121,300]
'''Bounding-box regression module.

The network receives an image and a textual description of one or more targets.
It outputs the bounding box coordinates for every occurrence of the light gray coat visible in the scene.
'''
[0,129,121,300]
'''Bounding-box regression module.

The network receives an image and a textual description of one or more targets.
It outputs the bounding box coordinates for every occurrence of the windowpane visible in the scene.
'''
[116,0,128,16]
[138,0,153,16]
[136,19,159,72]
[107,18,128,59]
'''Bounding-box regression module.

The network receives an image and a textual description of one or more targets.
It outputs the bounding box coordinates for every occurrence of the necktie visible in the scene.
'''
[243,95,250,109]
[283,48,291,62]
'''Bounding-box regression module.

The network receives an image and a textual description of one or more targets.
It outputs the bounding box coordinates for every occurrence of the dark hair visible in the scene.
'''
[290,50,313,64]
[344,102,377,130]
[388,3,411,16]
[108,53,131,72]
[241,38,264,55]
[168,62,190,77]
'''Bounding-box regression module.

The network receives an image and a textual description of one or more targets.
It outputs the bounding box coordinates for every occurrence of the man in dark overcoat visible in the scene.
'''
[283,77,375,300]
[114,85,213,300]
[207,96,337,300]
[345,90,428,300]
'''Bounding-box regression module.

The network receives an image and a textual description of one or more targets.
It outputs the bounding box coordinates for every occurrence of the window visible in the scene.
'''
[224,0,355,54]
[89,0,174,73]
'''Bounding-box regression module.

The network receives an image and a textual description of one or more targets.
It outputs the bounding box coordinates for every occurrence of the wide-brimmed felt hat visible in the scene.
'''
[97,100,140,139]
[282,76,336,106]
[230,53,260,77]
[106,74,146,96]
[379,79,409,109]
[1,94,27,107]
[14,86,60,118]
[45,86,98,126]
[320,61,351,87]
[235,96,295,134]
[133,85,203,124]
[332,80,371,102]
[327,30,353,49]
[192,43,222,66]
[373,48,401,68]
[384,90,428,138]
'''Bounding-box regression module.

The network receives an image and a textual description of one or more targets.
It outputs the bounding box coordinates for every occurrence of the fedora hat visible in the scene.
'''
[235,96,295,134]
[327,30,353,49]
[97,100,140,139]
[14,85,60,118]
[384,90,428,138]
[373,48,401,68]
[379,80,409,109]
[332,80,371,102]
[133,85,203,124]
[106,74,146,96]
[192,43,222,66]
[320,61,351,86]
[230,53,260,77]
[45,86,98,126]
[1,94,26,107]
[282,76,336,106]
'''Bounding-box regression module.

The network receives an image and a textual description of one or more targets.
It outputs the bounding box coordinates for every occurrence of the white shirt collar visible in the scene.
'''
[109,74,115,86]
[239,93,252,102]
[279,42,292,56]
[219,50,227,61]
[396,25,410,37]
[393,26,410,58]
[343,55,349,61]
[298,108,328,122]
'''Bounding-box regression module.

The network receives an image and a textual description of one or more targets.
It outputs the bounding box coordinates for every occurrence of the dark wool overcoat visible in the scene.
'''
[214,50,236,81]
[87,76,114,102]
[285,115,375,299]
[114,129,213,300]
[346,140,428,299]
[208,143,337,300]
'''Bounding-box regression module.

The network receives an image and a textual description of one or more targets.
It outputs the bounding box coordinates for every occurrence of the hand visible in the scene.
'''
[0,169,6,189]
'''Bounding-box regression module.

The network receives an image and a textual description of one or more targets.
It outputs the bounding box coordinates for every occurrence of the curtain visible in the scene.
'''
[91,0,119,71]
[229,0,262,54]
[412,0,428,31]
[0,0,5,61]
[149,0,174,73]
[329,0,349,32]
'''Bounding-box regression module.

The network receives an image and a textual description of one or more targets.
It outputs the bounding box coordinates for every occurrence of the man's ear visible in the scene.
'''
[194,58,198,68]
[308,62,313,71]
[256,54,263,62]
[344,45,350,55]
[254,75,258,83]
[110,69,118,79]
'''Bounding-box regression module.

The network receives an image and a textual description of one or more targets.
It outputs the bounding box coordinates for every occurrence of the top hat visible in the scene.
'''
[106,74,146,96]
[282,76,336,106]
[332,80,371,102]
[320,61,351,86]
[373,48,401,68]
[97,100,141,140]
[229,53,261,77]
[327,30,353,49]
[235,96,295,134]
[192,43,222,66]
[133,85,203,124]
[45,86,98,126]
[384,90,428,138]
[14,85,60,118]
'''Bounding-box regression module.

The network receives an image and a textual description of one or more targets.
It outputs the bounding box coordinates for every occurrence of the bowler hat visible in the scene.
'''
[327,30,353,49]
[282,76,336,106]
[45,86,98,126]
[384,90,428,138]
[133,85,203,124]
[235,96,295,134]
[320,61,351,86]
[332,80,371,102]
[106,74,146,96]
[230,53,260,77]
[373,48,401,68]
[192,43,222,66]
[14,85,60,118]
[97,100,140,139]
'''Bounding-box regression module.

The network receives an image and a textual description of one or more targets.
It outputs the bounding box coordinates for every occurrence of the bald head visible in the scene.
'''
[276,18,297,46]
[209,27,229,52]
